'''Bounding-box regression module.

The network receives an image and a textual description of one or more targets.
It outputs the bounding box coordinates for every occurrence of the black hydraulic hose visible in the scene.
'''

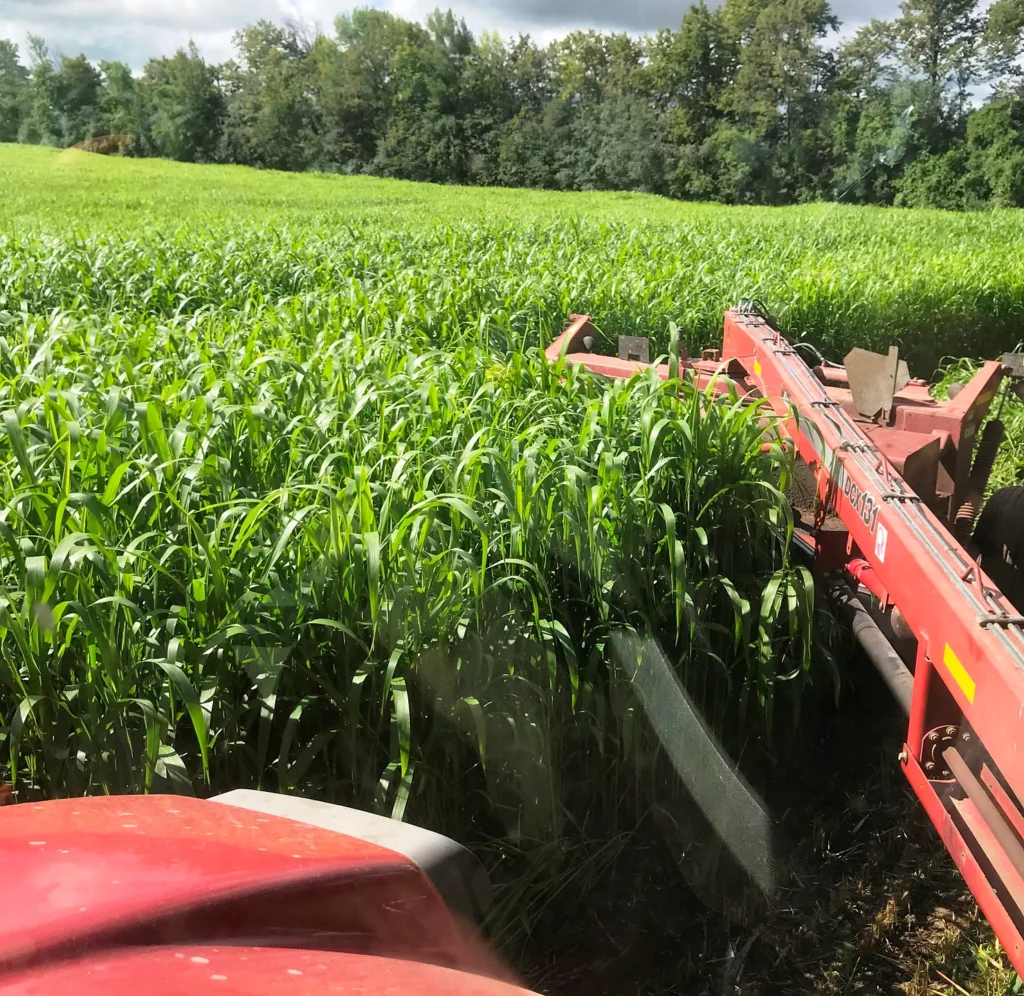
[828,580,914,715]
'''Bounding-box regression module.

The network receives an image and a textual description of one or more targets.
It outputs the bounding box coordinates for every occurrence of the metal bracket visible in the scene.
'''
[618,336,649,363]
[979,614,1024,628]
[845,346,911,420]
[922,726,957,779]
[1001,353,1024,378]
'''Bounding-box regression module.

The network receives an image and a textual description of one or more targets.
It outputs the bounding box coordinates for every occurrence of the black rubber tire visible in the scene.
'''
[973,485,1024,612]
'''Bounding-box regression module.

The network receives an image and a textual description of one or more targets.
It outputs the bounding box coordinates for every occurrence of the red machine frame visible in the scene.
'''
[548,310,1024,972]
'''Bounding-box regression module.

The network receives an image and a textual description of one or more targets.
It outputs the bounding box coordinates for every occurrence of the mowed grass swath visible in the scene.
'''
[0,293,816,838]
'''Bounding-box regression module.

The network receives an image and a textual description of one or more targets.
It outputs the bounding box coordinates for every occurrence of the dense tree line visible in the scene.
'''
[2,0,1024,208]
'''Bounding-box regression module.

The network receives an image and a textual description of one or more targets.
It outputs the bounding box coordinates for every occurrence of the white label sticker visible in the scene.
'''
[875,523,888,563]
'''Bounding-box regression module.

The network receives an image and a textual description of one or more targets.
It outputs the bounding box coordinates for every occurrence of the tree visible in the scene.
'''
[51,54,103,145]
[963,95,1024,204]
[673,125,771,203]
[564,92,673,193]
[369,10,481,183]
[507,35,554,113]
[0,2,1021,209]
[220,21,318,170]
[646,4,736,147]
[983,0,1024,87]
[18,35,58,145]
[314,9,430,170]
[0,40,28,143]
[724,0,840,201]
[459,32,517,180]
[492,109,560,188]
[645,2,738,200]
[895,141,985,207]
[547,30,644,106]
[372,33,468,182]
[143,43,224,162]
[98,61,143,145]
[894,0,983,142]
[830,21,912,203]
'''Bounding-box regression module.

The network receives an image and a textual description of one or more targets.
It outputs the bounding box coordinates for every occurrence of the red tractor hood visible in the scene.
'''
[0,795,524,995]
[1,945,534,996]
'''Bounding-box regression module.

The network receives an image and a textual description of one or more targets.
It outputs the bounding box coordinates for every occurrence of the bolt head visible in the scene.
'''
[898,750,908,763]
[928,731,940,741]
[945,726,958,737]
[925,761,936,772]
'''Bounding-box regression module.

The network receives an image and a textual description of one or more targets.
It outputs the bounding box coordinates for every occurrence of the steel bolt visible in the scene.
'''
[925,761,936,772]
[928,731,940,742]
[961,731,972,742]
[898,751,908,763]
[945,726,958,737]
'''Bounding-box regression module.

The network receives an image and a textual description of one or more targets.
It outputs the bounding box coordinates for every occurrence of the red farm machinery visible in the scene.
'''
[546,305,1024,976]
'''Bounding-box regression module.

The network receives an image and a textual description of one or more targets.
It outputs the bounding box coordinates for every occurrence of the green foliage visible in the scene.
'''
[895,97,1024,208]
[143,43,224,163]
[0,41,28,144]
[965,97,1024,206]
[6,144,1024,375]
[896,143,979,209]
[1,0,1022,207]
[98,61,143,141]
[219,22,320,172]
[0,212,824,844]
[565,93,673,194]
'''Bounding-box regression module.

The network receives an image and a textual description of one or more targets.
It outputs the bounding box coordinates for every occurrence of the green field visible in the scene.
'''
[5,144,1024,372]
[3,138,1024,812]
[0,142,824,812]
[2,144,1024,988]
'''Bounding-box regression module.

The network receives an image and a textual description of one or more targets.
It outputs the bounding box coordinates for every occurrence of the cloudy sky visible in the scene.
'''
[0,0,899,70]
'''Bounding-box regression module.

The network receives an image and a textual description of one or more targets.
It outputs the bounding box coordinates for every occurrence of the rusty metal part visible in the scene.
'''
[955,419,1006,542]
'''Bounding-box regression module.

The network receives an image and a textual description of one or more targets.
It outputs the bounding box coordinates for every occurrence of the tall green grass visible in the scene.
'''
[0,295,818,844]
[4,144,1024,372]
[1,144,1015,828]
[935,357,1024,492]
[5,148,1019,945]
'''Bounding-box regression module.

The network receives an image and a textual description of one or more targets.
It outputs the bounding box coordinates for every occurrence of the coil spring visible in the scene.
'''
[954,419,1006,542]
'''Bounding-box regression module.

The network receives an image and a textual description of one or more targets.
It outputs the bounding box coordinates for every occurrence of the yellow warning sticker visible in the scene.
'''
[754,360,762,377]
[943,643,976,703]
[978,390,995,405]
